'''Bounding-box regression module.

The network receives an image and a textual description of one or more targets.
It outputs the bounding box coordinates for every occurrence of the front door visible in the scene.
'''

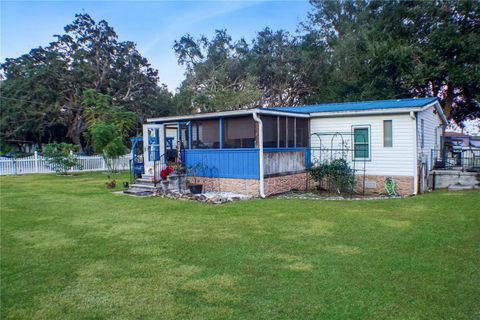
[142,124,164,175]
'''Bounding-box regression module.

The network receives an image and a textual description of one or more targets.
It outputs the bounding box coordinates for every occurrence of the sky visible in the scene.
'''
[1,0,312,91]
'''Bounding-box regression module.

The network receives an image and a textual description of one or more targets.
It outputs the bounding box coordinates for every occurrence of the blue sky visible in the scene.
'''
[1,0,312,91]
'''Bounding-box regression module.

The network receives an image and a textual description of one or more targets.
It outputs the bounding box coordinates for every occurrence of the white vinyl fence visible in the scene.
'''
[0,152,131,175]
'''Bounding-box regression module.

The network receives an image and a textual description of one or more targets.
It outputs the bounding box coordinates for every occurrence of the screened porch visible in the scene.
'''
[144,110,310,180]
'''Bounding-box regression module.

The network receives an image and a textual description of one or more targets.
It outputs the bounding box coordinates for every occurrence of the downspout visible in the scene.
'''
[253,112,266,198]
[410,111,418,195]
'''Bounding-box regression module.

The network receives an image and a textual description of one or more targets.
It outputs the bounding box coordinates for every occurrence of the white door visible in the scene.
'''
[142,124,164,175]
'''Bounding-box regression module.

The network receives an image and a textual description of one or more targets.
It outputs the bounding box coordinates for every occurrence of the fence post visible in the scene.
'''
[103,157,107,171]
[34,151,39,173]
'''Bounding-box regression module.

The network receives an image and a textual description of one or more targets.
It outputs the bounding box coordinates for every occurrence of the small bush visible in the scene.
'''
[309,158,354,194]
[42,143,80,175]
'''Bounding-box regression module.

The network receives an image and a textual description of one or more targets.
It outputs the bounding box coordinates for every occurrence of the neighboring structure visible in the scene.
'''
[142,97,447,197]
[428,131,480,190]
[444,131,480,149]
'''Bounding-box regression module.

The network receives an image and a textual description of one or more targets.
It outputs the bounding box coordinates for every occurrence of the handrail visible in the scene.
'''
[152,152,167,186]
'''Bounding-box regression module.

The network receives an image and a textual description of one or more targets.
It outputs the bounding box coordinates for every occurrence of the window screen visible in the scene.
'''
[222,116,256,148]
[262,116,278,148]
[383,120,393,147]
[353,127,369,159]
[279,117,286,148]
[295,118,308,147]
[191,120,219,149]
[179,123,189,150]
[287,118,295,147]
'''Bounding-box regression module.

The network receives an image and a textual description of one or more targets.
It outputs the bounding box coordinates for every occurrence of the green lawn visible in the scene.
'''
[1,173,479,319]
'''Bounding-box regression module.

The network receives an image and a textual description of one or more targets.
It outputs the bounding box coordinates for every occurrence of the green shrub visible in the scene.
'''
[42,143,80,175]
[308,158,354,194]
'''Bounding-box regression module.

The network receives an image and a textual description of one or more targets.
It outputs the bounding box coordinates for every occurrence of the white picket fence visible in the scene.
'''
[0,152,131,175]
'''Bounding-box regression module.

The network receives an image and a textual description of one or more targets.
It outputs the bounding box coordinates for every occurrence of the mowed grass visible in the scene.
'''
[1,173,479,319]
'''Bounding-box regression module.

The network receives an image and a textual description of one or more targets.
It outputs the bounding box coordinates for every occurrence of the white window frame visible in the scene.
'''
[352,125,371,161]
[383,119,393,148]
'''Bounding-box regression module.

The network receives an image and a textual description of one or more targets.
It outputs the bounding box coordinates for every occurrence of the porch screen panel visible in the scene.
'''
[287,118,295,147]
[191,120,220,149]
[279,117,286,148]
[262,116,278,148]
[222,116,256,148]
[295,118,308,147]
[179,124,189,149]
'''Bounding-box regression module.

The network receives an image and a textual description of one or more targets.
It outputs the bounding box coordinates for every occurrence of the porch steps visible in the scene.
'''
[123,174,159,196]
[135,178,156,185]
[432,170,480,190]
[447,184,480,191]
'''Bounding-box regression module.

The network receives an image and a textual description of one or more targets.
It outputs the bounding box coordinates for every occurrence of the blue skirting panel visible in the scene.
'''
[184,149,260,179]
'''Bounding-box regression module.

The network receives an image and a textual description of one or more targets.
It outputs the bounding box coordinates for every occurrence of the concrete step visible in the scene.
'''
[447,184,479,191]
[130,184,159,191]
[123,188,154,197]
[136,178,157,185]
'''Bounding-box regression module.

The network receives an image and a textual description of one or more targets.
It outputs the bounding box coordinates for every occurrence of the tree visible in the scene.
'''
[249,28,312,107]
[82,89,136,139]
[0,48,68,147]
[81,89,134,171]
[1,13,174,150]
[89,122,126,172]
[303,0,480,124]
[174,30,261,113]
[134,84,174,125]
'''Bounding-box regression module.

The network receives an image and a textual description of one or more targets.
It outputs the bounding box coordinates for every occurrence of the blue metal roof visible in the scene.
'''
[265,97,438,114]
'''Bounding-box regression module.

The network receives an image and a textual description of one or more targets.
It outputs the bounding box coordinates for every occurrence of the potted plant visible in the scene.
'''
[160,166,173,193]
[169,162,187,192]
[186,163,203,194]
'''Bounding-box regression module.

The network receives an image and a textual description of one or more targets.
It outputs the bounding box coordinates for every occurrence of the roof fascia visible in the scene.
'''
[147,109,255,123]
[309,107,424,118]
[417,101,448,125]
[428,101,448,125]
[147,108,309,123]
[258,109,309,118]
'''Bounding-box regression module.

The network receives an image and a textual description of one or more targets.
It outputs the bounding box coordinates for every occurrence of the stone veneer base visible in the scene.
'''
[264,173,308,196]
[192,173,309,197]
[190,177,260,197]
[191,173,414,197]
[355,175,414,196]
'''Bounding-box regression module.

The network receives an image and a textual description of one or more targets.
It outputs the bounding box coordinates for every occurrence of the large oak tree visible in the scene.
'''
[1,13,174,151]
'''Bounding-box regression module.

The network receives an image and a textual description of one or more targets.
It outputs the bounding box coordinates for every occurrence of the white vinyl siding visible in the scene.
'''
[310,114,415,176]
[417,105,443,164]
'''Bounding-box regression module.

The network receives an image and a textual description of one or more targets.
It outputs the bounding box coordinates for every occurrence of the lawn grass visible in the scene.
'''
[1,172,479,319]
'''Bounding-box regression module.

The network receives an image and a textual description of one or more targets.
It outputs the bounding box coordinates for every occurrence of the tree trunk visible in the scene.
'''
[444,81,454,120]
[67,115,86,152]
[69,130,83,153]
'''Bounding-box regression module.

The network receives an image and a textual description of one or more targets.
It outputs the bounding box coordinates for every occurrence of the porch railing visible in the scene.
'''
[431,148,480,172]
